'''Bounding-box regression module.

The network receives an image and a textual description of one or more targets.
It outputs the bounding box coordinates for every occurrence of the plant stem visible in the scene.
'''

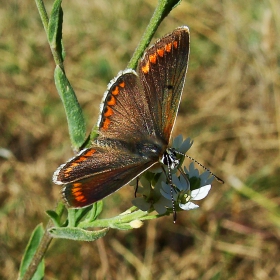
[20,202,65,280]
[35,0,64,69]
[21,221,53,280]
[128,0,181,69]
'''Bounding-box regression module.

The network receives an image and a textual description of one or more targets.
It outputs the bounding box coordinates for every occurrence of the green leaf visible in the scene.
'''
[54,65,86,149]
[128,0,183,69]
[68,205,94,227]
[89,200,103,221]
[48,0,64,62]
[111,223,134,230]
[66,201,103,228]
[46,210,61,227]
[90,126,99,142]
[19,224,45,280]
[160,0,182,18]
[49,227,109,241]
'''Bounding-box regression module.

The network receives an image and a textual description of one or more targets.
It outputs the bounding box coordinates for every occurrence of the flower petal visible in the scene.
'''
[179,202,199,210]
[172,175,181,190]
[191,185,211,200]
[172,135,183,149]
[132,198,151,211]
[160,184,172,200]
[154,202,168,215]
[178,174,190,191]
[179,138,193,154]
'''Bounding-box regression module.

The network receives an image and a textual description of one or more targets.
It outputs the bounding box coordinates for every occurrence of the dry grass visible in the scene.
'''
[1,0,280,279]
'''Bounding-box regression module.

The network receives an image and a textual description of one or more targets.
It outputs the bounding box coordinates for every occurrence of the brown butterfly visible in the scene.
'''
[53,26,190,208]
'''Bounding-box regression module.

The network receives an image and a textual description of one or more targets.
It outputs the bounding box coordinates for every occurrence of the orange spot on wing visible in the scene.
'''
[119,81,125,88]
[112,86,119,95]
[74,191,82,196]
[72,184,87,202]
[65,163,77,173]
[72,188,82,195]
[64,163,78,177]
[173,40,178,48]
[102,118,111,130]
[149,53,157,64]
[104,106,113,117]
[74,193,86,202]
[157,48,164,57]
[142,61,150,74]
[84,149,96,157]
[64,169,72,177]
[107,95,116,106]
[165,43,172,52]
[73,183,82,188]
[76,156,87,162]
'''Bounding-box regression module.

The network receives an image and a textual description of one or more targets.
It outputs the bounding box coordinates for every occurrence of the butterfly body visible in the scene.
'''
[53,26,190,208]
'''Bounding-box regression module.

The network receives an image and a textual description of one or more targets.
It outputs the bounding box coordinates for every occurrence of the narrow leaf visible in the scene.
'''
[54,66,86,149]
[68,206,94,227]
[46,210,61,227]
[111,223,134,230]
[49,227,109,241]
[19,224,45,280]
[48,0,64,63]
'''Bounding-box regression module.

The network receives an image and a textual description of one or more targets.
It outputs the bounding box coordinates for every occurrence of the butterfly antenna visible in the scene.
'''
[170,186,177,223]
[184,154,224,184]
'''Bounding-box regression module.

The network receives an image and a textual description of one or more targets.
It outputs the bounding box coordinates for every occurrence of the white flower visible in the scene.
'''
[179,184,211,210]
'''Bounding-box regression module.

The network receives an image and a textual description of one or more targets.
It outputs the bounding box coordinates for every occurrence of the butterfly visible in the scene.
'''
[53,26,190,208]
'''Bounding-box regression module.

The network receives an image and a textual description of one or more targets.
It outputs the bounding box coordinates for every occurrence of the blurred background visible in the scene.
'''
[1,0,279,279]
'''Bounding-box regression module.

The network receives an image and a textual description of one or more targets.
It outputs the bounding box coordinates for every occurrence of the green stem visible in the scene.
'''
[21,222,52,280]
[78,208,166,229]
[128,0,182,69]
[34,0,49,33]
[35,0,64,68]
[35,0,86,149]
[79,209,148,228]
[21,203,65,280]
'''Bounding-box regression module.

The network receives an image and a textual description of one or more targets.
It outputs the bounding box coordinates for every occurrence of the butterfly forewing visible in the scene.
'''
[97,71,157,142]
[138,26,190,143]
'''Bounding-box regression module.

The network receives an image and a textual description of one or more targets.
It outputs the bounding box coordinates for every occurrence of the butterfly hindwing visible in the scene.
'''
[54,145,156,207]
[62,161,157,207]
[54,145,155,184]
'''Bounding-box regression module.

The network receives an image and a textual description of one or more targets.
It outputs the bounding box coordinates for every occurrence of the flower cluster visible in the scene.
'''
[131,135,214,215]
